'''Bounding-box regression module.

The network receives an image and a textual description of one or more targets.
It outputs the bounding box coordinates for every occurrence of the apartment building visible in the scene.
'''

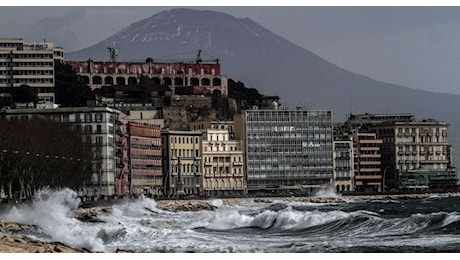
[1,107,120,196]
[202,129,245,196]
[0,38,64,103]
[235,109,333,195]
[127,121,162,196]
[372,120,457,191]
[352,132,383,192]
[161,129,202,197]
[333,136,354,193]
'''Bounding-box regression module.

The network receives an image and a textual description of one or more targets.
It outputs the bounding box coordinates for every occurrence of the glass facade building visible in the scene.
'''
[243,109,333,194]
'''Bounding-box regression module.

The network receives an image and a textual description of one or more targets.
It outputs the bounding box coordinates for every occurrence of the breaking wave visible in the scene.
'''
[2,188,460,252]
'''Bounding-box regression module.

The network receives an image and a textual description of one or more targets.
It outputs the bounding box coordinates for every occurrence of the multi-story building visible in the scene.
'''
[65,59,228,97]
[201,129,245,197]
[0,107,120,196]
[0,38,64,103]
[161,129,202,197]
[235,109,334,195]
[352,132,383,192]
[114,118,129,195]
[372,120,457,191]
[127,121,162,196]
[333,135,354,193]
[190,120,235,139]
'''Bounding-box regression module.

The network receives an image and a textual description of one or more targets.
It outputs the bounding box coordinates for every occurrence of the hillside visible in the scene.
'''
[66,8,460,165]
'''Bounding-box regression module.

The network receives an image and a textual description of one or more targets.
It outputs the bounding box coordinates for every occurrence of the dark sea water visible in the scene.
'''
[2,189,460,253]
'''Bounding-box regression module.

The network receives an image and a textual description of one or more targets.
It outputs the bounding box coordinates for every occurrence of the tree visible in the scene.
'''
[227,79,263,110]
[0,117,92,200]
[10,84,37,104]
[54,63,95,107]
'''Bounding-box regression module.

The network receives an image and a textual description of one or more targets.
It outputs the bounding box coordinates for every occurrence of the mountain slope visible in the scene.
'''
[66,8,460,164]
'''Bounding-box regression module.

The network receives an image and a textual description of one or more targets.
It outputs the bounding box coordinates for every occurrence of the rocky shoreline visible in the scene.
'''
[1,192,460,253]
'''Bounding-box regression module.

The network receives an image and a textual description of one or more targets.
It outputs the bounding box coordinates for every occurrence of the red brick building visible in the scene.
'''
[65,60,228,97]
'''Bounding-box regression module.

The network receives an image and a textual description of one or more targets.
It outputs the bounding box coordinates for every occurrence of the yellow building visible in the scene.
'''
[161,129,202,197]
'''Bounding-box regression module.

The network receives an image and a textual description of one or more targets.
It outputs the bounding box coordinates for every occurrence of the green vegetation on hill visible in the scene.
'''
[54,62,95,107]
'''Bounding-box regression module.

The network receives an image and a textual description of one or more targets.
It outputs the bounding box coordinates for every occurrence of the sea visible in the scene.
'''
[1,188,460,254]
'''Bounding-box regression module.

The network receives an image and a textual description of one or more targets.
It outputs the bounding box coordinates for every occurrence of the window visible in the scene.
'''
[84,125,92,134]
[96,113,103,122]
[84,113,92,122]
[96,136,103,146]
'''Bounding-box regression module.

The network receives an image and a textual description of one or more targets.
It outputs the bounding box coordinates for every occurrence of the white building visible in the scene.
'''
[0,38,64,104]
[1,107,121,196]
[202,129,245,196]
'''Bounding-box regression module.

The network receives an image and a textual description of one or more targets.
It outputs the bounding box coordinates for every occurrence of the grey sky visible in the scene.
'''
[1,6,460,95]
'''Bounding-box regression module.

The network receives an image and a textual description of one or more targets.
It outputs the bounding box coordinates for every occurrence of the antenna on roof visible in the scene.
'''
[196,49,202,64]
[108,41,118,62]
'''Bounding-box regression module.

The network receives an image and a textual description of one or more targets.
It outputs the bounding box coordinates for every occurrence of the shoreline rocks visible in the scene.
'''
[0,221,88,253]
[2,192,460,252]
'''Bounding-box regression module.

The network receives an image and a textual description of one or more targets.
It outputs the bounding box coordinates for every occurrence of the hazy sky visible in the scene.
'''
[1,4,460,95]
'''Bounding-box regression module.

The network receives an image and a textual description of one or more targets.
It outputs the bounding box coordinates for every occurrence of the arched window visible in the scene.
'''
[212,78,221,86]
[163,77,172,85]
[104,77,113,85]
[128,77,137,85]
[190,78,199,86]
[116,77,125,85]
[201,78,210,86]
[174,77,183,86]
[92,76,102,85]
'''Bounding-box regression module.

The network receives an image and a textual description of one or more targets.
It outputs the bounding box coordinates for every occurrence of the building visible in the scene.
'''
[201,129,245,197]
[333,136,354,193]
[161,129,202,197]
[65,59,228,97]
[372,120,457,191]
[0,38,64,104]
[127,121,162,196]
[352,132,383,192]
[1,107,120,196]
[235,109,334,195]
[114,117,129,195]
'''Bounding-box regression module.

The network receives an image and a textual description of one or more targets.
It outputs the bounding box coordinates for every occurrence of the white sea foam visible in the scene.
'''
[4,188,106,252]
[314,185,342,198]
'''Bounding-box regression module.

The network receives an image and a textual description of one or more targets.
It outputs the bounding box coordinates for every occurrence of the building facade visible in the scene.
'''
[352,132,383,192]
[161,129,202,197]
[202,129,245,196]
[1,107,119,196]
[65,60,228,97]
[372,120,457,191]
[333,136,354,193]
[0,38,64,104]
[127,122,162,196]
[236,109,334,195]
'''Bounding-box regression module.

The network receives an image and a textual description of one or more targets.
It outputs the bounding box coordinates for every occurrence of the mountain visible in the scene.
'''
[66,8,460,165]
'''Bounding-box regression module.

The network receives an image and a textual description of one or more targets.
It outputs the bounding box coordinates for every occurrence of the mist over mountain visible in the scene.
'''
[66,8,460,163]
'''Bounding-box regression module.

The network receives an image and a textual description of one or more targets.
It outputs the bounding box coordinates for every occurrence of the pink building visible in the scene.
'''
[128,122,162,196]
[352,132,383,192]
